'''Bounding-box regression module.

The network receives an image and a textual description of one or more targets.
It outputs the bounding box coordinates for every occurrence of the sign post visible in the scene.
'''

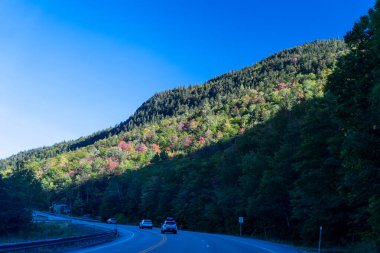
[238,217,244,236]
[318,225,322,253]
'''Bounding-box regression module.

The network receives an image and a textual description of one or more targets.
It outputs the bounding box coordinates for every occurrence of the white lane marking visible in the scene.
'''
[194,232,278,253]
[250,244,276,253]
[220,237,277,253]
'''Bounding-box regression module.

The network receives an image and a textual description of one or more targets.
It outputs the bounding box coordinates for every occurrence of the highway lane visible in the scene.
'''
[70,226,303,253]
[150,230,302,253]
[70,226,302,253]
[34,211,302,253]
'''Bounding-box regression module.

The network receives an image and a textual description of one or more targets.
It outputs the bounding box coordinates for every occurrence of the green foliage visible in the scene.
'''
[72,192,85,215]
[0,164,47,236]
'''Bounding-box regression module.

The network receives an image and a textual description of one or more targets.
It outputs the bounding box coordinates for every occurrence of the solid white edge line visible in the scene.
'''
[221,237,277,253]
[200,233,278,253]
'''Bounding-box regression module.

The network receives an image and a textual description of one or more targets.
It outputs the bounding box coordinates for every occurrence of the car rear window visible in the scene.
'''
[166,221,175,225]
[145,220,152,222]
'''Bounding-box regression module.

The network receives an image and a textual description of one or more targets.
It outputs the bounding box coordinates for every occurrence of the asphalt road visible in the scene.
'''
[34,211,303,253]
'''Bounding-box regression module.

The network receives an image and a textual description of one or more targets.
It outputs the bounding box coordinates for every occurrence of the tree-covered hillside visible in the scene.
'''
[0,38,348,237]
[1,1,379,249]
[0,40,345,188]
[0,38,347,240]
[0,40,344,167]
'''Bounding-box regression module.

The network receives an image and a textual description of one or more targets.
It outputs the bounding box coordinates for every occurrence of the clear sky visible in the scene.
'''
[0,0,375,159]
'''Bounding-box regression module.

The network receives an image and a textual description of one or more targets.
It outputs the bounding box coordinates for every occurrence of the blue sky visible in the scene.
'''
[0,0,375,159]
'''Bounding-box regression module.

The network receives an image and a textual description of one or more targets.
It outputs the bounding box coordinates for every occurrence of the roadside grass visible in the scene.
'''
[0,221,104,244]
[231,233,379,253]
[295,239,379,253]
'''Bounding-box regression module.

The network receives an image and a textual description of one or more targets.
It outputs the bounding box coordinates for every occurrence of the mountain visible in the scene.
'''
[0,38,349,242]
[1,40,345,168]
[2,13,380,250]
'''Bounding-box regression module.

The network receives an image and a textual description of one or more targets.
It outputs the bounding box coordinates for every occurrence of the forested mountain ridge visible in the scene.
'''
[0,38,351,241]
[0,40,345,168]
[0,40,345,204]
[2,5,380,249]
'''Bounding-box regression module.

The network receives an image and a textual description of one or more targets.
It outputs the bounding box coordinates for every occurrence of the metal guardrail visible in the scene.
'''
[33,220,72,223]
[0,229,118,253]
[34,211,102,223]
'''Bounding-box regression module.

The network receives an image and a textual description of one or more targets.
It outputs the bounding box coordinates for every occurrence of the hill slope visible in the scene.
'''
[1,40,345,168]
[6,37,379,247]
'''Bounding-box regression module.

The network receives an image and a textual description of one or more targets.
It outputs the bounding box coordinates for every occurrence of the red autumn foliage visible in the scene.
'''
[276,82,288,91]
[108,159,119,172]
[290,57,299,64]
[145,130,156,140]
[183,136,193,147]
[197,136,206,146]
[151,143,161,154]
[118,141,134,152]
[178,122,186,131]
[205,129,213,138]
[135,143,148,153]
[244,96,250,105]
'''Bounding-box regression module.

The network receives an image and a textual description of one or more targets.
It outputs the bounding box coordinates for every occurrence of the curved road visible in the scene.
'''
[35,212,302,253]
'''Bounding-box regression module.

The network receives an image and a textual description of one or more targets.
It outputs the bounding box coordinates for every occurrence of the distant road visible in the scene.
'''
[34,211,302,253]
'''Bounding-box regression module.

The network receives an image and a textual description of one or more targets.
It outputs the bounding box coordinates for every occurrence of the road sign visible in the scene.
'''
[238,217,244,236]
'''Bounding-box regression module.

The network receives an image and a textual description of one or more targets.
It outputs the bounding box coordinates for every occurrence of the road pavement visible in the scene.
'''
[34,211,303,253]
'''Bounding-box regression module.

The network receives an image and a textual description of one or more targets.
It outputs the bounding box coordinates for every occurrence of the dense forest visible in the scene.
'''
[1,1,379,251]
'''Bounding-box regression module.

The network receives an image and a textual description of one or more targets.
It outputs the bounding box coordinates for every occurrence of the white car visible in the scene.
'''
[161,219,177,234]
[106,218,117,224]
[139,219,153,229]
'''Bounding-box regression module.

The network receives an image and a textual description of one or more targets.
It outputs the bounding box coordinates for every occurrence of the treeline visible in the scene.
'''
[0,163,47,236]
